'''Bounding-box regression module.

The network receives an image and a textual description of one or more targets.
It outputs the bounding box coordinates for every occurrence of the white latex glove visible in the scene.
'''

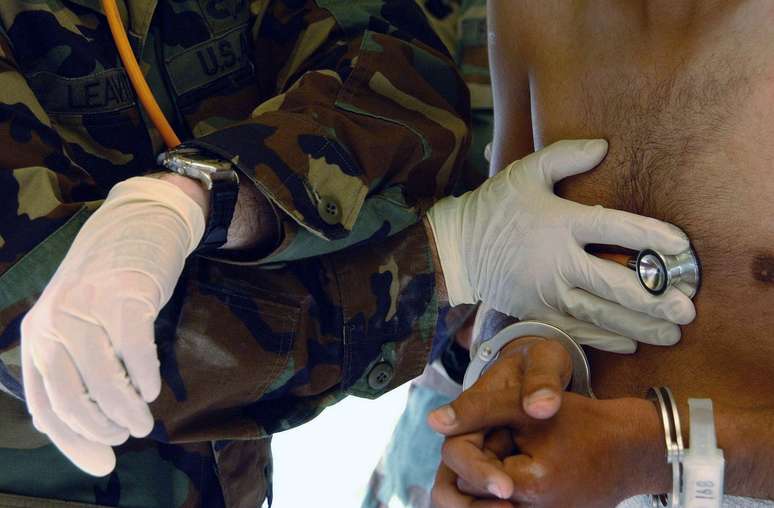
[426,139,695,353]
[21,176,205,476]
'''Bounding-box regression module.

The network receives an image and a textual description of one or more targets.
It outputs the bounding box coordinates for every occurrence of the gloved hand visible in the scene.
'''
[425,139,695,353]
[21,176,205,476]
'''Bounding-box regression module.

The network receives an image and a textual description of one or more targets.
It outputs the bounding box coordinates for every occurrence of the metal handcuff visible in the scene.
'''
[462,246,708,506]
[463,246,701,396]
[463,320,595,396]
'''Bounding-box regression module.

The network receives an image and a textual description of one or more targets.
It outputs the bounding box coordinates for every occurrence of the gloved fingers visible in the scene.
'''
[560,288,682,346]
[53,314,155,438]
[102,296,162,403]
[568,253,695,324]
[572,205,689,254]
[523,139,608,185]
[538,313,638,354]
[31,338,129,445]
[21,339,117,477]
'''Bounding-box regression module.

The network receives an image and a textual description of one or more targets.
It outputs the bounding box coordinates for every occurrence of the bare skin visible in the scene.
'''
[430,1,774,505]
[494,0,774,410]
[158,172,279,251]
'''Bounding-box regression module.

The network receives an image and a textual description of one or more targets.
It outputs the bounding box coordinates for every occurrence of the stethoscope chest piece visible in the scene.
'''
[634,247,700,299]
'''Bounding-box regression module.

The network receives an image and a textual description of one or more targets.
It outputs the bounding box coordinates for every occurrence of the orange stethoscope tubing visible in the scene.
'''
[101,0,181,149]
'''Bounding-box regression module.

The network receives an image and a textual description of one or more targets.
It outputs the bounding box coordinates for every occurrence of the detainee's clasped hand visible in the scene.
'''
[425,139,695,353]
[428,336,665,508]
[20,177,205,476]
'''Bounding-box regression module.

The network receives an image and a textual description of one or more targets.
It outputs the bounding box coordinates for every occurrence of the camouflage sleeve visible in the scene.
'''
[0,0,465,444]
[188,0,471,263]
[137,221,438,442]
[0,25,109,401]
[0,28,104,303]
[0,20,445,436]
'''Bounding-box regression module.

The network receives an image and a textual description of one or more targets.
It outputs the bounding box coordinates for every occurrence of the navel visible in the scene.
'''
[751,254,774,284]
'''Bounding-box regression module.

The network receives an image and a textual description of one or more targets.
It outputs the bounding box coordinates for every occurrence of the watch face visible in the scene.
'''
[162,149,239,191]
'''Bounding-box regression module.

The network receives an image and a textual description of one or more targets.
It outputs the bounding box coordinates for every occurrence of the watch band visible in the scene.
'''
[199,176,238,250]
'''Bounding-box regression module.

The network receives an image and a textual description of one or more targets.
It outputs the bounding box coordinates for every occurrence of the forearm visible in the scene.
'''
[146,221,441,441]
[444,310,774,500]
[627,399,774,499]
[157,173,279,252]
[715,404,774,498]
[220,177,279,251]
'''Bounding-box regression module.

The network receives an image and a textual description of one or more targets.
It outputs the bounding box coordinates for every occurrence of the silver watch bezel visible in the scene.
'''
[158,147,239,190]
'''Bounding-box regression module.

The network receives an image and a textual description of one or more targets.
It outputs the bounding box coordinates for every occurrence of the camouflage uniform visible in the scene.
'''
[362,1,491,506]
[0,0,471,506]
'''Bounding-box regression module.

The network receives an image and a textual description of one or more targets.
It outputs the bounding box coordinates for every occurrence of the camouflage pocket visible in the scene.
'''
[48,109,154,191]
[151,277,300,442]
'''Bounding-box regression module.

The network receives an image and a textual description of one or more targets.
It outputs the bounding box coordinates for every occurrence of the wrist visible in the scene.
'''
[154,172,210,220]
[625,397,673,496]
[105,176,206,256]
[498,336,546,358]
[221,178,280,251]
[151,171,279,253]
[423,216,448,304]
[425,197,478,306]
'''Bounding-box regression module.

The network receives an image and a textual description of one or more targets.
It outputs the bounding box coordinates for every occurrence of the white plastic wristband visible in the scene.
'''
[682,399,725,508]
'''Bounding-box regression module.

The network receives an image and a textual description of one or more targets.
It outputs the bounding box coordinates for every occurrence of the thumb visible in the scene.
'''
[428,388,531,436]
[527,139,608,185]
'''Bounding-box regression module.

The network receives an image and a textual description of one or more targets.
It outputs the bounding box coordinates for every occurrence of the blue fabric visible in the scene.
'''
[361,381,455,508]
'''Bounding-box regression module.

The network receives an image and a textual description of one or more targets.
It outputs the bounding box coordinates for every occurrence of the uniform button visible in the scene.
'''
[367,362,394,390]
[317,196,342,225]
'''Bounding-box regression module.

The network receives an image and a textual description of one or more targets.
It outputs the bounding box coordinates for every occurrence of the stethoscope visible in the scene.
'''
[629,247,701,299]
[102,0,181,149]
[103,0,703,301]
[464,249,701,397]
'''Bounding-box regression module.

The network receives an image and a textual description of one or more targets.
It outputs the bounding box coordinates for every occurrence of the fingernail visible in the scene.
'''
[487,481,507,499]
[675,303,696,325]
[432,405,456,426]
[584,139,607,157]
[658,325,681,346]
[525,388,559,418]
[667,223,689,242]
[675,302,696,325]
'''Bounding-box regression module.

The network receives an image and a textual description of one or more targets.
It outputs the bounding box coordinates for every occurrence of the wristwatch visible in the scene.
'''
[157,146,240,250]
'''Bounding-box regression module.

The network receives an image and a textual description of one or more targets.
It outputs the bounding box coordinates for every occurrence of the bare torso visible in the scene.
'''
[491,0,774,408]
